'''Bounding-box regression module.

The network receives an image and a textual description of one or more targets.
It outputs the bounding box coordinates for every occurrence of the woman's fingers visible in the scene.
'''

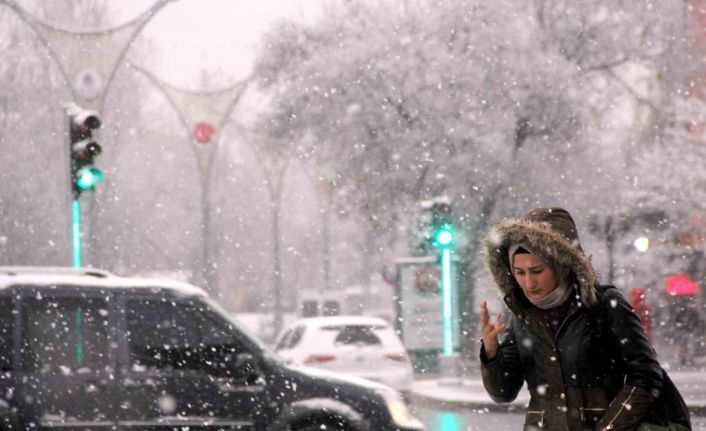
[480,301,489,326]
[479,302,503,359]
[480,301,505,339]
[492,313,505,336]
[491,322,506,337]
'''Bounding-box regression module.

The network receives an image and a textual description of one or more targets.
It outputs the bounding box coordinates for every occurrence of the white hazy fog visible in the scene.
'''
[21,0,324,87]
[2,1,706,387]
[138,0,324,88]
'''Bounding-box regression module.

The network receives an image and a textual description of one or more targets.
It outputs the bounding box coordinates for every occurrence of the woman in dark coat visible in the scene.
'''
[479,207,690,431]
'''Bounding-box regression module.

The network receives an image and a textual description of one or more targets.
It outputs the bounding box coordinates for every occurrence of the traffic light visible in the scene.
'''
[68,106,103,198]
[432,223,456,250]
[430,201,456,250]
[412,198,457,255]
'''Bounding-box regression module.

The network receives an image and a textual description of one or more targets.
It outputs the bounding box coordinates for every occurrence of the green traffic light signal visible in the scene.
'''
[76,167,104,190]
[433,224,455,249]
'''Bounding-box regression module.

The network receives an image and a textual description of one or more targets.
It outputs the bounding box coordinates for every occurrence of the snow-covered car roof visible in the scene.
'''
[289,315,392,329]
[0,266,207,297]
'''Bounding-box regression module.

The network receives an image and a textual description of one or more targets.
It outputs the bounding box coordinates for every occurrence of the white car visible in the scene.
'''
[274,315,415,392]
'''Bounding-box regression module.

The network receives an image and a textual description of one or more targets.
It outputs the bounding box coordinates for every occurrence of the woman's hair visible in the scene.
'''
[514,247,531,256]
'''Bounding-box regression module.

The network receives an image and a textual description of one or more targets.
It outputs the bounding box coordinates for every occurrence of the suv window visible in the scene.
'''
[0,298,13,371]
[126,299,242,376]
[22,297,110,373]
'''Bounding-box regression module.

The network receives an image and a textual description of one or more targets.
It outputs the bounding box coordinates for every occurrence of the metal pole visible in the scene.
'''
[322,197,331,290]
[273,196,283,336]
[201,174,212,289]
[441,248,454,356]
[67,107,80,268]
[72,199,82,268]
[269,161,289,336]
[605,215,615,285]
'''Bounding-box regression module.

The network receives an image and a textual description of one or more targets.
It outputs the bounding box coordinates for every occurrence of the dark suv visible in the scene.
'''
[0,267,424,431]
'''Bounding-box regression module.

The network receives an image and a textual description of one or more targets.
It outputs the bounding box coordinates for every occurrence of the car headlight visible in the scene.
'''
[378,389,424,429]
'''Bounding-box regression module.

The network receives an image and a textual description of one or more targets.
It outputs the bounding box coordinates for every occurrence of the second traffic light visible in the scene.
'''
[429,200,456,250]
[68,105,103,198]
[432,223,456,250]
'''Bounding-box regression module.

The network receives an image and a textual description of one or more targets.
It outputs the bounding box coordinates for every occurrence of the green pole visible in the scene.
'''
[441,248,454,356]
[72,199,82,268]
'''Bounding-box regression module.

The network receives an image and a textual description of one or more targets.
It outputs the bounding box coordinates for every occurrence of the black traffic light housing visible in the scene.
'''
[68,105,103,199]
[411,198,456,255]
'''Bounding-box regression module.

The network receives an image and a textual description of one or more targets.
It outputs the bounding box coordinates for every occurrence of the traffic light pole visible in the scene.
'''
[441,248,454,356]
[67,108,83,268]
[437,245,460,381]
[67,109,81,268]
[71,199,82,268]
[430,208,457,359]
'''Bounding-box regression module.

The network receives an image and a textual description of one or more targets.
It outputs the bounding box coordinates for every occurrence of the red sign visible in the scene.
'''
[415,266,440,294]
[666,274,700,296]
[193,122,215,144]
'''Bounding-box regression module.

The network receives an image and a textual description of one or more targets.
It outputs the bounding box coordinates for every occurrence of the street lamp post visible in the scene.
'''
[132,65,251,290]
[315,165,336,292]
[230,126,293,337]
[266,159,289,337]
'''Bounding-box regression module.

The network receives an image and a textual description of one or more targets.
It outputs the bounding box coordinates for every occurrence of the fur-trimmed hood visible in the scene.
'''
[482,208,599,307]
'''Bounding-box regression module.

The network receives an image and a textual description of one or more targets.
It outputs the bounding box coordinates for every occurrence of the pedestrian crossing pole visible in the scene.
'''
[66,104,104,268]
[72,200,82,268]
[432,224,456,357]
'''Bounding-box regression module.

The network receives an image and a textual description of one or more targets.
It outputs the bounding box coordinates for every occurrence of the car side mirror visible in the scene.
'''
[231,353,260,384]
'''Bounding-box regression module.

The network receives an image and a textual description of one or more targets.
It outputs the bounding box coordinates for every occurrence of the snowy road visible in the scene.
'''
[410,403,525,430]
[409,401,706,431]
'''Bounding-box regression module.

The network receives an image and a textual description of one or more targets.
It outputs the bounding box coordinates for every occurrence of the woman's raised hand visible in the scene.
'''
[480,300,505,359]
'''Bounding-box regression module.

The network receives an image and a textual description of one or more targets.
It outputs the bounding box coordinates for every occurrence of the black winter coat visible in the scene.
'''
[480,210,690,431]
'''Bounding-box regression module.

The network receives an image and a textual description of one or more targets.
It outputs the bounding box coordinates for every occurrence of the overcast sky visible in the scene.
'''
[138,0,324,87]
[19,0,324,88]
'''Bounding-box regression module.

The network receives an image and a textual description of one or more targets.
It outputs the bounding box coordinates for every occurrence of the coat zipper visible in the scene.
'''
[553,284,583,344]
[600,386,636,430]
[553,305,578,344]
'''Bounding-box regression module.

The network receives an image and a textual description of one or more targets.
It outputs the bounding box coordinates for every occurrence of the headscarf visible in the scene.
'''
[508,243,573,309]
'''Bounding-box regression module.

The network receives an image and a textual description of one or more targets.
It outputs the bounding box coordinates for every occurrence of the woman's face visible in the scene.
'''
[512,253,558,300]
